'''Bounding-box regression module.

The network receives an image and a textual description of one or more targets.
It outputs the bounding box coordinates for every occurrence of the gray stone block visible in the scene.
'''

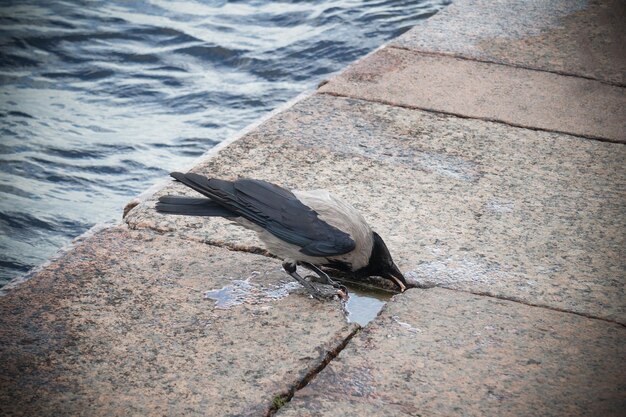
[278,288,626,417]
[319,48,626,142]
[0,227,357,416]
[393,0,626,85]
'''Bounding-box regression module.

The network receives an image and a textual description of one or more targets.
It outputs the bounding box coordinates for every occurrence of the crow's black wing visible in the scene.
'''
[170,172,356,257]
[156,196,238,217]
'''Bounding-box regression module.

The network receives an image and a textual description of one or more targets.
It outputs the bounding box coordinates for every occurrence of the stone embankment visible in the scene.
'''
[1,0,625,416]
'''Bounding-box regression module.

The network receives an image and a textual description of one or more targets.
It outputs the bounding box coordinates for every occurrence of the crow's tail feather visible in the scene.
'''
[155,195,237,217]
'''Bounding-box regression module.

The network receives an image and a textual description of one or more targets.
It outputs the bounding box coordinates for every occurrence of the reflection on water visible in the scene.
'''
[345,283,393,326]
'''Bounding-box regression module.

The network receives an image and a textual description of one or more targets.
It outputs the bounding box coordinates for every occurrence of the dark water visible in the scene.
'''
[0,0,447,286]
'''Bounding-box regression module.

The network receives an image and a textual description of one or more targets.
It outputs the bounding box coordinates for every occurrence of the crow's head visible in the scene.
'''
[361,232,407,292]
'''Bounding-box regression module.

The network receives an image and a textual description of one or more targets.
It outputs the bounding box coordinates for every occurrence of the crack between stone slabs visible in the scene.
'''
[266,324,360,416]
[124,226,626,329]
[124,221,400,292]
[388,45,626,88]
[124,219,276,257]
[318,91,626,145]
[419,283,626,329]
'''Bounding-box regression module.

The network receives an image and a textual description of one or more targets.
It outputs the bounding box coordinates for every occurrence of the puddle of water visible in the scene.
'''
[204,272,395,327]
[344,284,394,327]
[204,274,301,309]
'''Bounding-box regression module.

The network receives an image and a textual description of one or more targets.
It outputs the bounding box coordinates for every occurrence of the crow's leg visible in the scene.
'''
[282,261,335,301]
[300,262,348,297]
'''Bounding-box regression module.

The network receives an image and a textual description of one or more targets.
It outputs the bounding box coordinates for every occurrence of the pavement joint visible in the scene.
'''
[266,325,360,416]
[123,219,626,328]
[388,45,626,88]
[130,220,625,327]
[124,216,275,257]
[318,91,626,145]
[438,286,626,329]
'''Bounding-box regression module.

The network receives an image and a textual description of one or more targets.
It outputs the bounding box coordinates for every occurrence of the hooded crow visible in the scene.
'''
[155,172,407,300]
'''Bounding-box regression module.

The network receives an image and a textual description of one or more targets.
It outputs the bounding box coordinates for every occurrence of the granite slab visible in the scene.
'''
[319,47,626,142]
[393,0,626,85]
[125,94,626,324]
[278,288,626,417]
[0,226,357,417]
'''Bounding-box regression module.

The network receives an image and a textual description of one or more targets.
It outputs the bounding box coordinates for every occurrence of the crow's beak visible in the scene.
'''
[384,263,407,292]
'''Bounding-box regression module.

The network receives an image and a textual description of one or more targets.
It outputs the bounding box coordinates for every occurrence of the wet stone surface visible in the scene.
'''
[393,0,626,85]
[0,226,357,417]
[278,288,626,417]
[126,94,626,324]
[319,47,626,142]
